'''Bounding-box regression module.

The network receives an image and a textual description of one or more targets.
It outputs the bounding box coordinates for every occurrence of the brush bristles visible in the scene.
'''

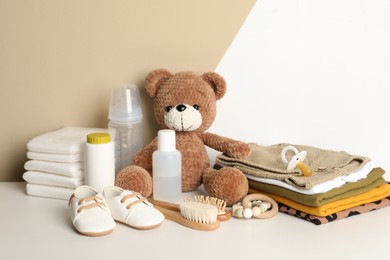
[179,201,218,224]
[185,195,227,215]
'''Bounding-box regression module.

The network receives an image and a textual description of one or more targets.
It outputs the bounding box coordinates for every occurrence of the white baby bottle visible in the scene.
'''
[152,129,182,203]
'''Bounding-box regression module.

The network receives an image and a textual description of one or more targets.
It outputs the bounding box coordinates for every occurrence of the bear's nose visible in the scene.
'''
[176,104,187,112]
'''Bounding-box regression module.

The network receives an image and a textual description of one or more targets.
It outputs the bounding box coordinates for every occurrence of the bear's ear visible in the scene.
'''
[145,68,172,97]
[201,72,226,100]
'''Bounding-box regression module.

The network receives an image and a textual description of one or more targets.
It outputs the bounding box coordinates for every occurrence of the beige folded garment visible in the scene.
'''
[26,183,74,200]
[24,160,84,178]
[216,143,370,190]
[23,171,84,188]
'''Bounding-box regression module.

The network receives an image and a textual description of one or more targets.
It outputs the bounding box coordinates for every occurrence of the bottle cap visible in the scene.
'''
[108,84,143,123]
[87,133,111,144]
[157,129,176,152]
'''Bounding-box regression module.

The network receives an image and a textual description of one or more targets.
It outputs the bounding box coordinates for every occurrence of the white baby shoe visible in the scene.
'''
[103,186,164,230]
[69,185,116,236]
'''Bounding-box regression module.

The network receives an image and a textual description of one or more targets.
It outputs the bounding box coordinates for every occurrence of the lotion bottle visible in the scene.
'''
[152,129,182,203]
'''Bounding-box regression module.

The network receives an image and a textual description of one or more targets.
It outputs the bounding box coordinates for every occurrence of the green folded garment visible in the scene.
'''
[248,167,385,207]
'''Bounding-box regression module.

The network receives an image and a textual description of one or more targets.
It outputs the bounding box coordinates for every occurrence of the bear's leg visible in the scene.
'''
[202,167,248,206]
[115,165,152,198]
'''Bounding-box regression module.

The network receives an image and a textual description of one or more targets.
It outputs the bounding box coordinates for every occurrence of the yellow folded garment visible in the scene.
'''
[249,183,390,217]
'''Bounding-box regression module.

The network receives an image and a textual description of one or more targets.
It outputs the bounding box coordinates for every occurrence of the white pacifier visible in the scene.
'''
[281,145,312,177]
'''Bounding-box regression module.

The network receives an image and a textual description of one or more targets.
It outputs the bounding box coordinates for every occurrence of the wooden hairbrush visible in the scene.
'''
[150,199,220,231]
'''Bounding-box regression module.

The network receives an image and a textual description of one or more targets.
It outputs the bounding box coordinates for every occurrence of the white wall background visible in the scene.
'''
[210,0,390,179]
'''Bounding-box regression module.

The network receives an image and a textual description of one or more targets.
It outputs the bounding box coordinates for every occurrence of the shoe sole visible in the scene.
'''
[79,228,114,237]
[117,220,163,230]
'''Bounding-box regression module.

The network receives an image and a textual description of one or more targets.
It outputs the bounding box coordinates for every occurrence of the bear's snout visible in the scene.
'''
[176,104,187,112]
[164,103,202,132]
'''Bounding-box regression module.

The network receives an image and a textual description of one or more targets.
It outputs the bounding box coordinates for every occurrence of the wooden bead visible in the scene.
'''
[252,206,261,217]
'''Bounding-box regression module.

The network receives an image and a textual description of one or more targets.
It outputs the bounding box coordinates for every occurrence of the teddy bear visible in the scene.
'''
[115,68,251,206]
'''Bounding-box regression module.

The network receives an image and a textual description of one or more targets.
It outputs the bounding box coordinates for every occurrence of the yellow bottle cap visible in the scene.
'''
[87,132,111,144]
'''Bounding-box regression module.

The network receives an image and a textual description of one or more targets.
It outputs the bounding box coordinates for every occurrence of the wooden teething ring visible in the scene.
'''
[242,194,279,219]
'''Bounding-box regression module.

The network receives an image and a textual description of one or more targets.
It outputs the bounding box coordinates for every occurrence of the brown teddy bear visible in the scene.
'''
[115,68,250,206]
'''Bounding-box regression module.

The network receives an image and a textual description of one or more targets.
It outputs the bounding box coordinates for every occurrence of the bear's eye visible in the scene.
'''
[193,104,199,110]
[165,106,173,112]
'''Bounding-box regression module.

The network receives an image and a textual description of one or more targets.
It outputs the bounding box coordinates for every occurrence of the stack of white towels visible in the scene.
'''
[23,126,107,200]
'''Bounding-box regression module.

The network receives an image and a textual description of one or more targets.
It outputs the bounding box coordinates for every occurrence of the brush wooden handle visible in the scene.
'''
[153,205,220,231]
[150,199,231,222]
[150,199,180,212]
[217,211,232,221]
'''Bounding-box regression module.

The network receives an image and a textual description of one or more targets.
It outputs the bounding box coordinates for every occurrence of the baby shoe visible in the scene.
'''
[103,186,164,230]
[69,185,116,236]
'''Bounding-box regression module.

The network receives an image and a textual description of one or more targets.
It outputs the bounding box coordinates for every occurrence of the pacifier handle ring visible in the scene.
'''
[281,145,299,164]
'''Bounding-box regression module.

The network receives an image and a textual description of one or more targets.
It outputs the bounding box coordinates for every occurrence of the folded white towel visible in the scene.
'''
[27,151,83,163]
[23,171,84,188]
[27,126,107,154]
[26,183,74,200]
[24,160,84,178]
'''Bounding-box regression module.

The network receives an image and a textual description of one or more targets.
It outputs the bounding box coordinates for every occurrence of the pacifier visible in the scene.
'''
[281,145,312,177]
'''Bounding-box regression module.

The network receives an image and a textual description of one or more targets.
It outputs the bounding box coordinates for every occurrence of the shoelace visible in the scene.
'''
[120,193,147,209]
[69,194,107,214]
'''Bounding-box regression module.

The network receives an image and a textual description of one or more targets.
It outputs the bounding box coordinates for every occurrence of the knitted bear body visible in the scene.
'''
[115,69,250,205]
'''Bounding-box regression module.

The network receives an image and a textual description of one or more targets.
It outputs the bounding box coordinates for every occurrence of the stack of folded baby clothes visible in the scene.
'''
[23,126,106,200]
[215,143,390,225]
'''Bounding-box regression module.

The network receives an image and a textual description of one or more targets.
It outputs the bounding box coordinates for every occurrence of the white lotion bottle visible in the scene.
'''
[152,129,182,203]
[85,132,115,193]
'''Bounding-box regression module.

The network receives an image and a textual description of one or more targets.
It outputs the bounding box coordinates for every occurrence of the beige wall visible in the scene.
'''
[0,0,255,181]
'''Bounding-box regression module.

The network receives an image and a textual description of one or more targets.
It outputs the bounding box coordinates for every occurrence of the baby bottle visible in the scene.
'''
[108,85,144,175]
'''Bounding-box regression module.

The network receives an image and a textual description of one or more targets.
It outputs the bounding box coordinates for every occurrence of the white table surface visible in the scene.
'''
[1,182,390,260]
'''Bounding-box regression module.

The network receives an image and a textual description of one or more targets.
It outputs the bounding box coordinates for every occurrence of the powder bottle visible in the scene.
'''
[152,129,182,203]
[85,132,115,193]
